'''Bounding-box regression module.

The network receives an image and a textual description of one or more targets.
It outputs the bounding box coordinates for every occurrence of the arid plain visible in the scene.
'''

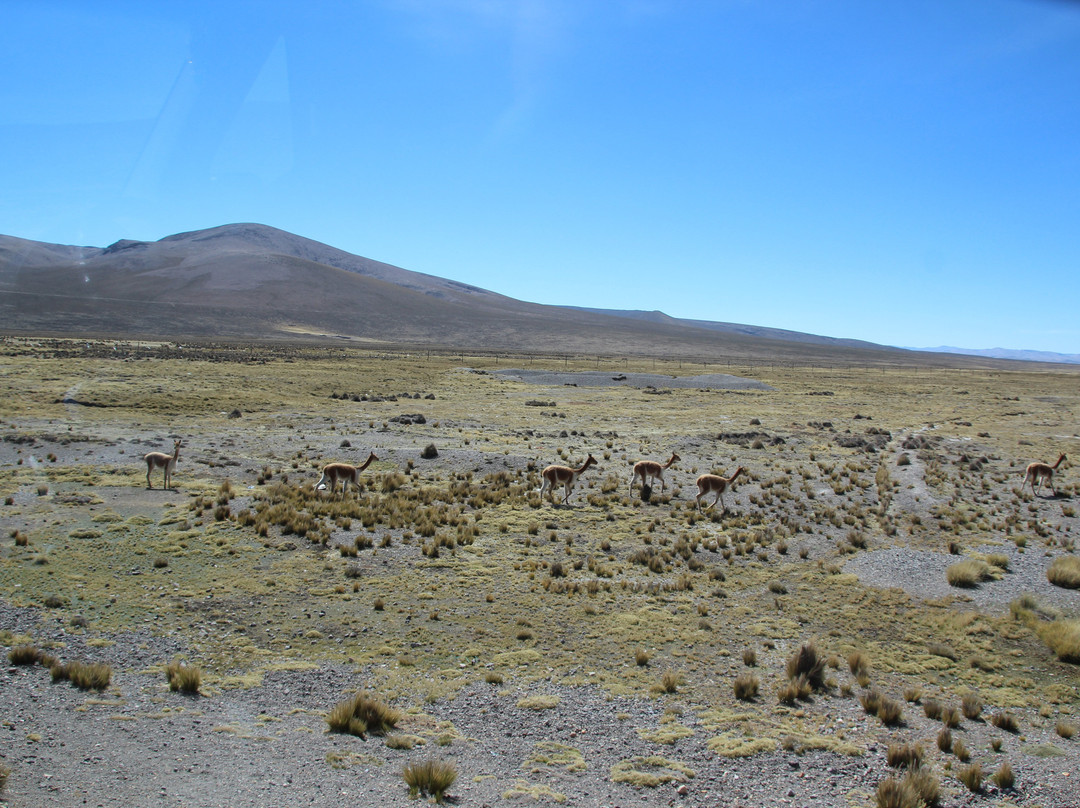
[1,339,1078,807]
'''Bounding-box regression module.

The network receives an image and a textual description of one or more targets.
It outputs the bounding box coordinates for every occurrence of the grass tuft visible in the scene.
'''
[952,737,970,762]
[957,762,983,793]
[1047,556,1080,589]
[165,660,201,694]
[936,728,952,752]
[66,660,112,690]
[402,758,457,803]
[786,643,826,691]
[960,692,983,720]
[733,672,759,701]
[990,712,1020,733]
[992,761,1015,790]
[847,650,870,678]
[875,777,919,808]
[946,559,993,587]
[1011,597,1080,663]
[886,743,922,769]
[326,692,401,737]
[9,645,41,666]
[904,766,940,807]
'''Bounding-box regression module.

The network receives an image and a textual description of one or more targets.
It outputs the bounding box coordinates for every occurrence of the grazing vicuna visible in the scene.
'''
[630,452,680,494]
[144,439,182,490]
[539,454,598,505]
[316,452,378,497]
[1023,453,1066,497]
[695,466,745,512]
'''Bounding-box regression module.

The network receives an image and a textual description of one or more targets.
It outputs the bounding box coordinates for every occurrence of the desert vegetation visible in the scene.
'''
[0,338,1078,806]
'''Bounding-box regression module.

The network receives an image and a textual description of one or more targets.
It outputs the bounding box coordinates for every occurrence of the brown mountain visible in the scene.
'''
[0,223,978,365]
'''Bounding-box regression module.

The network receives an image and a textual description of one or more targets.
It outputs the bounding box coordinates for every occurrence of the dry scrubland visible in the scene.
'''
[0,338,1078,808]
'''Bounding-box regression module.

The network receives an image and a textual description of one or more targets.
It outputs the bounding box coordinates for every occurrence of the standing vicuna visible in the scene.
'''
[1023,453,1066,497]
[695,466,745,512]
[630,452,680,494]
[144,439,182,490]
[539,454,598,506]
[316,452,379,498]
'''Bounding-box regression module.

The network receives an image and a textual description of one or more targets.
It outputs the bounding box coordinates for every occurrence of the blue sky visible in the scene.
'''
[3,1,1079,353]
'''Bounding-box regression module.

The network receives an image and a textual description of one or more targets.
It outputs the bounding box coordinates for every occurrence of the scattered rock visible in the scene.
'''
[390,414,426,425]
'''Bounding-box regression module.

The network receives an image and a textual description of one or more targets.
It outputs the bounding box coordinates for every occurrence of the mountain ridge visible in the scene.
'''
[0,223,1054,367]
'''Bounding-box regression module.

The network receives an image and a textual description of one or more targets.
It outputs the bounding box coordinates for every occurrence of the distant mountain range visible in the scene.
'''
[911,346,1080,365]
[0,223,1051,367]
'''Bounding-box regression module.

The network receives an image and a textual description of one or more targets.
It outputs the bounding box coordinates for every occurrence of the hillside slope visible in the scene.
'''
[0,223,996,366]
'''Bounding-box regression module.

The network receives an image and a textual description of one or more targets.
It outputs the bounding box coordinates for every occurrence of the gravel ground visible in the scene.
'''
[2,390,1078,808]
[5,598,1077,808]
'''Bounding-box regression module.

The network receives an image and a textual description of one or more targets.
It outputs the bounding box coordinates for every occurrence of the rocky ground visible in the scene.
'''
[2,361,1078,808]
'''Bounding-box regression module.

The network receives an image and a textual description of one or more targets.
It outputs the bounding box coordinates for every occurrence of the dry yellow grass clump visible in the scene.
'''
[1047,555,1080,589]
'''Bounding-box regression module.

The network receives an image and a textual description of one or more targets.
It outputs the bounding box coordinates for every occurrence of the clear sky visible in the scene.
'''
[3,1,1079,353]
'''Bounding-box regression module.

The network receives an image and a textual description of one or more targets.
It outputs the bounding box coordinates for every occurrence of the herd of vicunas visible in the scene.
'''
[143,437,1067,511]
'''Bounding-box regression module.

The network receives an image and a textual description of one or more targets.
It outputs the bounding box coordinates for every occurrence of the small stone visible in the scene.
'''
[676,784,689,796]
